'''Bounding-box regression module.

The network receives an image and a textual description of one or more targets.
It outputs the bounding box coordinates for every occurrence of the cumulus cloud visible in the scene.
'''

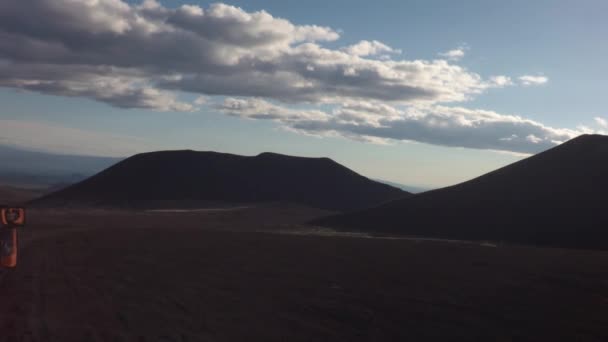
[439,48,466,61]
[0,0,507,111]
[213,98,582,154]
[342,40,401,57]
[218,98,329,121]
[594,117,608,128]
[489,75,514,87]
[525,134,543,144]
[193,96,208,105]
[519,75,548,86]
[0,0,569,154]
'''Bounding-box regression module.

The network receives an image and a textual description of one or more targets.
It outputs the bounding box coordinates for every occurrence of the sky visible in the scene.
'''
[1,0,607,188]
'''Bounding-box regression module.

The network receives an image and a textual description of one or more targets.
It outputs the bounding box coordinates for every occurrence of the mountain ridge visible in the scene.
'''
[313,134,608,249]
[32,150,409,211]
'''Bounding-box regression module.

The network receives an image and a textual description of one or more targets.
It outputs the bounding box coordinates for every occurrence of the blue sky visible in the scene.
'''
[1,0,607,188]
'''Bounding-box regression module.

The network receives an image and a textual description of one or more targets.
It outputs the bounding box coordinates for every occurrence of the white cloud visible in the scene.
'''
[500,134,518,142]
[179,4,203,16]
[0,120,149,156]
[594,117,608,128]
[194,96,208,105]
[0,0,567,155]
[489,75,514,87]
[439,48,466,61]
[525,134,542,144]
[0,0,507,110]
[210,98,584,154]
[519,75,548,86]
[342,40,401,57]
[218,98,329,121]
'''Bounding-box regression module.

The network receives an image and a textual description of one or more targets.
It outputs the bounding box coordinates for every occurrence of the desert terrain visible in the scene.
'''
[2,0,607,340]
[1,206,608,341]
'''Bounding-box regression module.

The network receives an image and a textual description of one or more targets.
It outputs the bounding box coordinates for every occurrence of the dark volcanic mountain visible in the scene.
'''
[314,134,608,249]
[32,150,408,211]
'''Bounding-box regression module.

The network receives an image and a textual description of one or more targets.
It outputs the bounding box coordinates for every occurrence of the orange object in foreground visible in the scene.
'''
[1,207,26,226]
[0,207,25,268]
[0,228,17,268]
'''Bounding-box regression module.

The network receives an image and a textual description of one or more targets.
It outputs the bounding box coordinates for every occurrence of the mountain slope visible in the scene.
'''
[314,135,608,249]
[32,150,408,211]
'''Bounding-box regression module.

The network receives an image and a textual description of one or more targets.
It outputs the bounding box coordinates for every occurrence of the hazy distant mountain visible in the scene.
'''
[314,135,608,249]
[375,179,429,193]
[33,150,409,211]
[0,145,121,188]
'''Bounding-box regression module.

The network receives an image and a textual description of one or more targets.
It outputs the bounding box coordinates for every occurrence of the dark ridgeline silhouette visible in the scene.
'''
[314,134,608,249]
[31,150,408,212]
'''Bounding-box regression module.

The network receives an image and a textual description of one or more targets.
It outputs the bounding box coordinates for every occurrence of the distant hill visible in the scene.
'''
[0,185,45,205]
[0,145,121,188]
[32,150,409,211]
[375,179,429,193]
[314,135,608,249]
